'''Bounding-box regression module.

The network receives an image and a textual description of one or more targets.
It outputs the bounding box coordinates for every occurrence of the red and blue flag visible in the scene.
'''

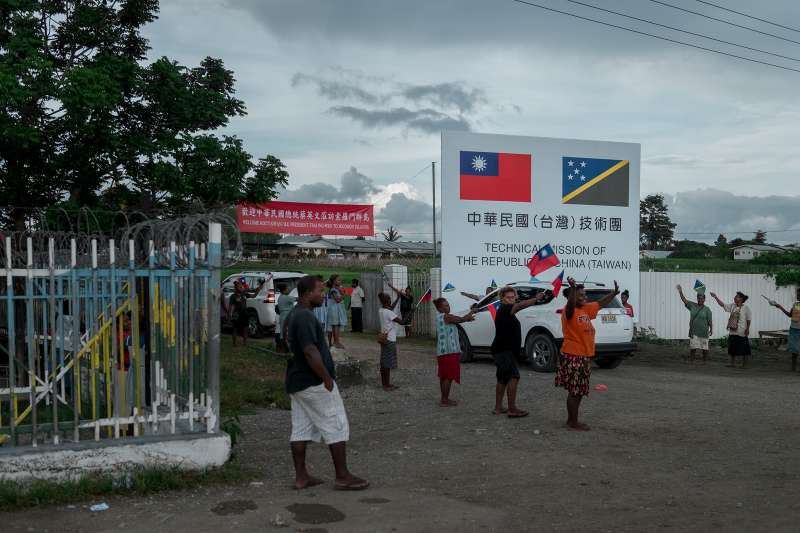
[551,270,565,296]
[486,300,502,320]
[527,243,559,277]
[459,151,531,203]
[417,288,432,306]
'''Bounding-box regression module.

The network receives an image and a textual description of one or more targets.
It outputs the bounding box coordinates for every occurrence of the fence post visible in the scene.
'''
[207,223,222,432]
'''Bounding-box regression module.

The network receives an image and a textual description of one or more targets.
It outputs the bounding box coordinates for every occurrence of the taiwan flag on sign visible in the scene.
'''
[527,244,560,277]
[460,151,531,202]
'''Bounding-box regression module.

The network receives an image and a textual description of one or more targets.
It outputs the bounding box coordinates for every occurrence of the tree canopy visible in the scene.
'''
[639,194,676,250]
[0,0,287,229]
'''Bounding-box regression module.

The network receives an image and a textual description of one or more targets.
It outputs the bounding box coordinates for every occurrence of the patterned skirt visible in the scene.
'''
[554,354,592,397]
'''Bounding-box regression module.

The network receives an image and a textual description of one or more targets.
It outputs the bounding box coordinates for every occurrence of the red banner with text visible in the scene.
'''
[237,201,374,236]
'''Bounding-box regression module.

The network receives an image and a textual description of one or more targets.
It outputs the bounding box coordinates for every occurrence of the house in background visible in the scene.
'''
[275,235,341,257]
[731,244,787,261]
[271,236,435,259]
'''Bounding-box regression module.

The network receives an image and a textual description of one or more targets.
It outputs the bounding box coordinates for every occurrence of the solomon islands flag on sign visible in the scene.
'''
[562,157,629,206]
[460,151,531,203]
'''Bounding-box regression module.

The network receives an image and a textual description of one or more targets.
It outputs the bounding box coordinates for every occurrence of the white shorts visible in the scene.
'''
[290,383,350,444]
[689,336,709,351]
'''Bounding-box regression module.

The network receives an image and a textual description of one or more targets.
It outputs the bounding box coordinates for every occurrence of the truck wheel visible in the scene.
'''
[526,332,558,372]
[595,356,623,369]
[458,328,474,363]
[247,310,264,338]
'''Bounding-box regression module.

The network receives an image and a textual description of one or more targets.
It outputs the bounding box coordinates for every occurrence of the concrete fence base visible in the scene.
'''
[0,432,231,483]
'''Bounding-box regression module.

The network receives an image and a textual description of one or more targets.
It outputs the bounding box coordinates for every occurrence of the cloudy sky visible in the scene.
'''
[144,0,800,243]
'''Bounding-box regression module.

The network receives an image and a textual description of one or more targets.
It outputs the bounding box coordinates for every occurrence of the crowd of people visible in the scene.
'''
[275,273,800,491]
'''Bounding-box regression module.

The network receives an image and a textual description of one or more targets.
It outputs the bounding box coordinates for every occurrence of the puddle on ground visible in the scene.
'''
[286,503,346,524]
[210,499,258,516]
[359,497,391,504]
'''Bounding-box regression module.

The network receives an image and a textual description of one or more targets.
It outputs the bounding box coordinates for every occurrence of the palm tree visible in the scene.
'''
[382,226,401,242]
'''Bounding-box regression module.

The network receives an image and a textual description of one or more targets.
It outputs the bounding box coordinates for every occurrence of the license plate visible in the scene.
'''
[601,314,617,324]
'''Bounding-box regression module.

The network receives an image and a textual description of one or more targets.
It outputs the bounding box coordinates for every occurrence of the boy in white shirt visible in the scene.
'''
[378,292,405,391]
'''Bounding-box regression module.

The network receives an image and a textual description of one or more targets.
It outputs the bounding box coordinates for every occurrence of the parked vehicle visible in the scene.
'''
[456,281,635,371]
[221,271,305,337]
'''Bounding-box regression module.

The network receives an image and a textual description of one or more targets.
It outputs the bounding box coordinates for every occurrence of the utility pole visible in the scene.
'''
[431,162,437,261]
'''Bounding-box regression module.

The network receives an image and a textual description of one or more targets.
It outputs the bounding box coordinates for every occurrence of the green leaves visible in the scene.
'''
[1,0,288,226]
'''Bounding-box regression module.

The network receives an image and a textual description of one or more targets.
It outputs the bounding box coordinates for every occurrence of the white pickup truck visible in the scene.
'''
[456,281,636,371]
[221,271,305,337]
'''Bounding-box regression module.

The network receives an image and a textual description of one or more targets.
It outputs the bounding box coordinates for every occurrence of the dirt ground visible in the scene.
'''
[4,333,800,532]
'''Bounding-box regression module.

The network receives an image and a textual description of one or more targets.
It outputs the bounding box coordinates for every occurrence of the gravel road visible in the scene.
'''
[4,333,800,532]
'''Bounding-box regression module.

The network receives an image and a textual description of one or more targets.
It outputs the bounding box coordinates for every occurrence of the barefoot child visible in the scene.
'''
[433,298,474,406]
[556,277,620,430]
[378,292,404,391]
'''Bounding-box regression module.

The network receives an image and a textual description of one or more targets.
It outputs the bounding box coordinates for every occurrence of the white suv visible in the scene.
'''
[221,271,305,337]
[456,281,635,371]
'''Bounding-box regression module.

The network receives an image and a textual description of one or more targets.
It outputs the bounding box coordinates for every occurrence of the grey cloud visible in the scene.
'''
[645,155,746,167]
[329,106,471,133]
[665,189,800,244]
[339,166,379,201]
[280,166,377,203]
[401,83,487,113]
[233,0,799,63]
[280,182,340,203]
[291,73,384,105]
[376,193,442,238]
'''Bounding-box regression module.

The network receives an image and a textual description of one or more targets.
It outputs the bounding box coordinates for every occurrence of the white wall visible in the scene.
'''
[638,272,796,339]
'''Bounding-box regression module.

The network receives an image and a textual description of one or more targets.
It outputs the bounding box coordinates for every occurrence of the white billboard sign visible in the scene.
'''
[441,131,640,311]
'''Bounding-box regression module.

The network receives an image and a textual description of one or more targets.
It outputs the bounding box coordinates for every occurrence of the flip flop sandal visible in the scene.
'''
[334,480,370,491]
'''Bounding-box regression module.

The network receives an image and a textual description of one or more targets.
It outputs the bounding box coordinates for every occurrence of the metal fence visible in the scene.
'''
[0,219,225,449]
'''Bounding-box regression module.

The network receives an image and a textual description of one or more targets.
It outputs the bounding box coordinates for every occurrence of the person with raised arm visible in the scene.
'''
[433,298,475,406]
[709,290,752,368]
[556,277,619,431]
[488,286,544,418]
[766,287,800,371]
[677,285,713,364]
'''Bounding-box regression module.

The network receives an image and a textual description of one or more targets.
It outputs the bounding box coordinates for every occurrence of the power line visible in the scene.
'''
[405,163,432,182]
[509,0,800,74]
[694,0,800,35]
[675,228,800,235]
[564,0,800,63]
[648,0,800,46]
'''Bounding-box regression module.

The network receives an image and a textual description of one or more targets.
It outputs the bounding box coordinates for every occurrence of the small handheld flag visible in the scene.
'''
[551,270,565,296]
[417,288,432,306]
[442,283,456,292]
[485,300,502,320]
[527,243,560,277]
[693,279,706,294]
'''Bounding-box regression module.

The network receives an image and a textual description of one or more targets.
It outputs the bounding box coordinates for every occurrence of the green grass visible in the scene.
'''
[0,461,258,511]
[220,336,290,416]
[640,257,781,274]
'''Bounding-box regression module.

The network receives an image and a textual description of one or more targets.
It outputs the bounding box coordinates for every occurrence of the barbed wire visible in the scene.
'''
[0,206,242,269]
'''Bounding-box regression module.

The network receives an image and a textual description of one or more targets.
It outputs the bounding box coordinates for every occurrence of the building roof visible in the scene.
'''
[274,236,435,255]
[731,244,786,252]
[640,250,673,259]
